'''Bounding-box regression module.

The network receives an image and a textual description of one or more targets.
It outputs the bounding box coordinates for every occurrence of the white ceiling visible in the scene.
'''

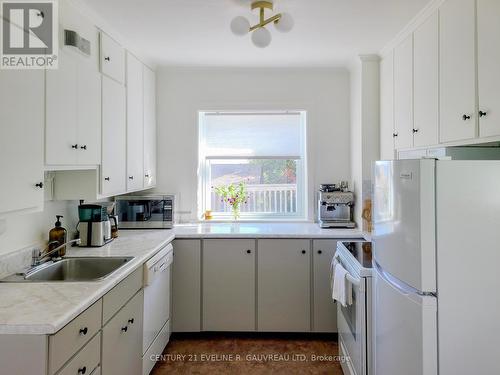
[80,0,431,68]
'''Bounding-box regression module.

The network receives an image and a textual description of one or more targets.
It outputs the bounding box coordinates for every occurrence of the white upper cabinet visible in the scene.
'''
[413,13,439,147]
[102,76,127,196]
[46,50,101,166]
[0,70,44,214]
[439,0,476,143]
[380,51,395,159]
[46,2,101,166]
[393,35,414,149]
[126,52,144,191]
[100,32,125,84]
[477,0,500,138]
[143,66,157,188]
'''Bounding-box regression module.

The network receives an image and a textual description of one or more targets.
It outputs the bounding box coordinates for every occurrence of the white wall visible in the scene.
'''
[349,56,381,229]
[155,67,351,222]
[0,200,79,256]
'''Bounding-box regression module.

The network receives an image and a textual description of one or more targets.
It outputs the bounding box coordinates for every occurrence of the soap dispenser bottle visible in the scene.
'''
[49,215,67,257]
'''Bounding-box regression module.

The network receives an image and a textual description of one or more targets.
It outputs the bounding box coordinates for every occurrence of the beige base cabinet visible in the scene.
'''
[203,239,255,331]
[172,240,202,332]
[102,290,144,375]
[312,240,338,332]
[258,239,311,332]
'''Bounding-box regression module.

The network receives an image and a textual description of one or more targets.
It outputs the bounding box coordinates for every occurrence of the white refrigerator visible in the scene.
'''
[373,159,500,375]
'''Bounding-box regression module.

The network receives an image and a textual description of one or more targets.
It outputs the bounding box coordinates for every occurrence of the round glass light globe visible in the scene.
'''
[230,16,250,36]
[251,27,272,48]
[275,12,294,33]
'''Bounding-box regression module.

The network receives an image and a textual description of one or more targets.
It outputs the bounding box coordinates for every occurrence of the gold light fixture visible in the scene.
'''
[230,0,294,48]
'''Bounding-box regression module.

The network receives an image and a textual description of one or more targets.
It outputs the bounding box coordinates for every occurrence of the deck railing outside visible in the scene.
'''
[211,184,297,214]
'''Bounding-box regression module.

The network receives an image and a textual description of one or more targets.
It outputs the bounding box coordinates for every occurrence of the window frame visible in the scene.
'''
[198,110,308,221]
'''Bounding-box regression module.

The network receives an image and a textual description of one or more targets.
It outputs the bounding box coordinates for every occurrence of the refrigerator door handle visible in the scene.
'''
[374,260,422,296]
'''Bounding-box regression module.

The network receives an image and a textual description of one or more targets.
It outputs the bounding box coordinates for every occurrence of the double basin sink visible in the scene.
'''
[0,257,133,282]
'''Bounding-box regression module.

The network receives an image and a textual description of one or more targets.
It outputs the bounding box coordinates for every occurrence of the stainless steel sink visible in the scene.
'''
[0,257,133,282]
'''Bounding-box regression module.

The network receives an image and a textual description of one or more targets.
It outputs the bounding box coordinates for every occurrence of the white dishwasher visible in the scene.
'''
[142,243,173,375]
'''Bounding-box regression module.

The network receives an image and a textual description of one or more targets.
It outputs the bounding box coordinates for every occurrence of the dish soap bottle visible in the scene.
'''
[49,215,67,257]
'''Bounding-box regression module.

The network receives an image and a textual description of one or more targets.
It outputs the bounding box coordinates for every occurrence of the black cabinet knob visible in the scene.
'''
[104,56,110,61]
[80,145,87,150]
[78,366,86,374]
[318,250,322,254]
[35,182,43,188]
[301,250,306,254]
[479,110,488,118]
[128,176,134,180]
[145,174,150,178]
[392,133,398,138]
[246,249,251,254]
[462,114,471,121]
[71,144,78,149]
[104,177,110,181]
[412,128,419,133]
[128,318,134,324]
[79,327,88,336]
[121,326,128,332]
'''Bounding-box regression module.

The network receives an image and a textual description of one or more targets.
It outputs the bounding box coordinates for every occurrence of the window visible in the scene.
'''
[199,111,307,220]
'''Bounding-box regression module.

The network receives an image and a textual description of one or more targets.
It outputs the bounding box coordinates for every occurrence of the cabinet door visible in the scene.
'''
[172,240,201,332]
[439,0,476,142]
[101,76,126,196]
[77,62,101,165]
[0,69,44,214]
[477,0,500,138]
[143,66,157,188]
[203,239,255,331]
[414,12,439,147]
[380,52,395,160]
[102,290,143,375]
[126,52,144,191]
[258,239,310,332]
[100,32,125,84]
[393,35,414,149]
[313,240,337,332]
[46,49,79,165]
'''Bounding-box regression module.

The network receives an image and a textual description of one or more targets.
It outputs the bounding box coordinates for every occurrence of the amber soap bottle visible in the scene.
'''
[49,215,67,257]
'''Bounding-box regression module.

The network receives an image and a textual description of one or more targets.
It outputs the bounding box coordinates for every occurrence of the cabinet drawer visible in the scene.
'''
[57,333,100,375]
[103,267,142,323]
[49,300,102,374]
[100,32,125,84]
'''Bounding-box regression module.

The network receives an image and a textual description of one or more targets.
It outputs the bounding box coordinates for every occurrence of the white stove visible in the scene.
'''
[335,241,373,375]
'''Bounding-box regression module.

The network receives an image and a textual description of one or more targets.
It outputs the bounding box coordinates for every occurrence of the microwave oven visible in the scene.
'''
[114,195,174,229]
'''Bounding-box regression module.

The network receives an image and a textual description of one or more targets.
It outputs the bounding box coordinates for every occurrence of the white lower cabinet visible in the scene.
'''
[172,240,202,332]
[0,69,44,215]
[203,239,255,331]
[102,290,144,375]
[312,240,337,332]
[57,333,100,375]
[258,239,311,332]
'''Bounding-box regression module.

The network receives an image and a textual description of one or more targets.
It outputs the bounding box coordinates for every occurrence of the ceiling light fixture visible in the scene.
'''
[230,1,294,48]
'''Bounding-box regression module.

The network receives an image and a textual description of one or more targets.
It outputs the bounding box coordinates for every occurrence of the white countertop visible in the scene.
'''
[173,222,365,239]
[0,223,366,335]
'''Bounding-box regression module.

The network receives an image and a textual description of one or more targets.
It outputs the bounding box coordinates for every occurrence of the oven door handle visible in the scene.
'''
[333,253,362,287]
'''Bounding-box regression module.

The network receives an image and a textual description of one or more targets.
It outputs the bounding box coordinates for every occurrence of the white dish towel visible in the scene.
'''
[330,256,353,307]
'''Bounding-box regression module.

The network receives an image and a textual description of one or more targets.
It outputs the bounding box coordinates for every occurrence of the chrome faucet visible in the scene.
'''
[31,239,81,266]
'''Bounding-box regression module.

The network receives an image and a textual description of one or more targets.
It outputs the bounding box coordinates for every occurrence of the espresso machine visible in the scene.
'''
[78,204,115,247]
[318,183,356,228]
